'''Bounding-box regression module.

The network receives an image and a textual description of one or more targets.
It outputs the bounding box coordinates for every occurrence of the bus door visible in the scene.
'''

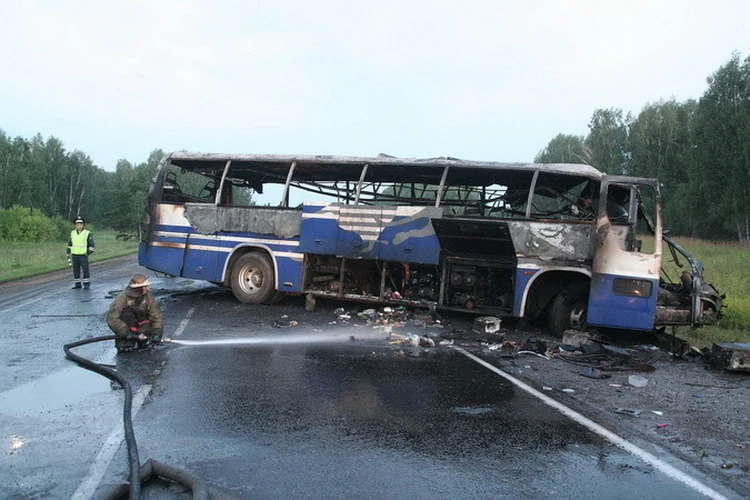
[587,178,662,330]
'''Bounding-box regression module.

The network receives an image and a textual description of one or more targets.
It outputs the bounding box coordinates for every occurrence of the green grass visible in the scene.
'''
[670,238,750,347]
[0,230,139,283]
[1,233,747,346]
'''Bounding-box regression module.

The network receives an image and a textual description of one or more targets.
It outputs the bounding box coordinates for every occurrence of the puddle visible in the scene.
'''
[0,366,111,417]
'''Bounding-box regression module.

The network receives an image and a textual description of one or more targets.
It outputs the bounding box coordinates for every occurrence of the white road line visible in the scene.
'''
[172,308,195,338]
[452,346,730,500]
[71,384,152,500]
[71,307,195,499]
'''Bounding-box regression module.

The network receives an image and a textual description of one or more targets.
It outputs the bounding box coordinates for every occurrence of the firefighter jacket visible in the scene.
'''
[106,290,164,340]
[68,229,95,256]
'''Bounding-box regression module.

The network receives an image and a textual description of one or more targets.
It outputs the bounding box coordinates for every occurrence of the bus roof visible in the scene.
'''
[165,152,605,181]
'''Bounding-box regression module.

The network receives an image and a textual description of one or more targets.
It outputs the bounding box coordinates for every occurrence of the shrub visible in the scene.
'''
[0,206,68,242]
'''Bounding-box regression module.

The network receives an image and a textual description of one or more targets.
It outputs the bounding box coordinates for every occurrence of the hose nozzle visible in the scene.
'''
[159,337,172,344]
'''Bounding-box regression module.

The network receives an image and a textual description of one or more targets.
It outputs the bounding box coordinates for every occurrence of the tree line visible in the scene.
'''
[536,52,750,242]
[0,129,163,240]
[1,52,748,242]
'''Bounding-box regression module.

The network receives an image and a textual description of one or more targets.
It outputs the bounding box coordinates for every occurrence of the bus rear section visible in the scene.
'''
[139,152,723,336]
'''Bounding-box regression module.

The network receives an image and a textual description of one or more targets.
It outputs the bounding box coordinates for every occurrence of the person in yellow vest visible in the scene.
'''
[66,216,95,289]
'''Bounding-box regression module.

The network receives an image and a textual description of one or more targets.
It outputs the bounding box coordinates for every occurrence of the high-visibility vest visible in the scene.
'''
[70,229,90,255]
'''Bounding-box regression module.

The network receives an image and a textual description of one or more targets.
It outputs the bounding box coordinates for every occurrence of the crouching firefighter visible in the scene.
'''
[107,273,164,353]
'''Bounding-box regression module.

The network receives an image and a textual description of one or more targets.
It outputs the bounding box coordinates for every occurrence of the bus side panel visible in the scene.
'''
[139,204,192,276]
[274,253,304,292]
[299,203,339,254]
[181,234,221,281]
[215,236,304,292]
[513,266,539,317]
[378,207,442,265]
[300,204,442,264]
[587,274,659,330]
[337,206,382,259]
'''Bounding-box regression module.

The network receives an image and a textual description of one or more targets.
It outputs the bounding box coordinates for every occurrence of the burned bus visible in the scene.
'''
[138,152,723,335]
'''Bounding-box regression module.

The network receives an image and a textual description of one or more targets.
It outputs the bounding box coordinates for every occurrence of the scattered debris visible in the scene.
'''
[656,423,669,429]
[579,367,611,379]
[710,342,750,372]
[558,341,662,372]
[520,337,547,355]
[271,319,300,328]
[305,293,316,311]
[472,316,502,335]
[652,329,710,361]
[697,449,708,459]
[652,411,663,416]
[614,408,642,417]
[561,388,575,393]
[562,329,591,348]
[628,375,648,388]
[518,350,550,360]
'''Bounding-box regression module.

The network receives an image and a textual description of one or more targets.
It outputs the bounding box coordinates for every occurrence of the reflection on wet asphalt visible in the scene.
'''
[116,340,707,499]
[0,261,727,499]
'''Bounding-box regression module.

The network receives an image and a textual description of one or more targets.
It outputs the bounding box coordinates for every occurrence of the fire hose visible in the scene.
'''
[63,335,209,499]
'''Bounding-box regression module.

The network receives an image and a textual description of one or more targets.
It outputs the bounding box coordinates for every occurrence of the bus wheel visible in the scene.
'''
[548,285,588,336]
[230,252,276,304]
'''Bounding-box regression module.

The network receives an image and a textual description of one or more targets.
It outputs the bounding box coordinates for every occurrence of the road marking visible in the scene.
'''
[71,307,195,499]
[453,346,730,500]
[172,308,195,338]
[71,384,151,500]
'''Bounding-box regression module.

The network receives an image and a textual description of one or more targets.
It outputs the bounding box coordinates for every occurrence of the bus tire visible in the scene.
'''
[230,252,276,304]
[548,284,588,337]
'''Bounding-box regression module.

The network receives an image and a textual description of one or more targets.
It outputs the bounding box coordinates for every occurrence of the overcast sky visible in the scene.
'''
[1,1,748,170]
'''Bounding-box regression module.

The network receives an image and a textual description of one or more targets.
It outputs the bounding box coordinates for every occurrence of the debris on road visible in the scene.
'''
[562,329,593,348]
[579,367,610,379]
[614,408,642,417]
[710,342,750,372]
[472,316,502,335]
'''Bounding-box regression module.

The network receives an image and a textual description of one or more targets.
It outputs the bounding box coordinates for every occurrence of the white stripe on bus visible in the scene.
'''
[152,232,299,247]
[150,241,303,261]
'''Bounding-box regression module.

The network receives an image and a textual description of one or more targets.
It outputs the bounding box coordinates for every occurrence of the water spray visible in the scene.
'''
[164,330,388,348]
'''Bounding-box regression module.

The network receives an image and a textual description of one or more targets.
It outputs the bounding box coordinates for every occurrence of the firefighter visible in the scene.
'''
[107,273,164,353]
[66,216,95,289]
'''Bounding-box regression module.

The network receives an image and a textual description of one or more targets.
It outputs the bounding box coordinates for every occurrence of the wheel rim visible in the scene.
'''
[238,264,263,295]
[569,304,587,330]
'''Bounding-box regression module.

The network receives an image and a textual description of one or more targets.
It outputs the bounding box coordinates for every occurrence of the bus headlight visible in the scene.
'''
[613,278,653,298]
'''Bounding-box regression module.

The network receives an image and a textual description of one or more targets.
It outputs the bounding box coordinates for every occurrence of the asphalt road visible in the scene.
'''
[0,255,742,499]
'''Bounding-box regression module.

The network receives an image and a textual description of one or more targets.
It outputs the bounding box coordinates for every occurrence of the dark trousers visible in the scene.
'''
[71,254,90,288]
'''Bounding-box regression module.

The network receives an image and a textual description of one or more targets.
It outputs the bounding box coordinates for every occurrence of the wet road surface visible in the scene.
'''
[0,256,740,499]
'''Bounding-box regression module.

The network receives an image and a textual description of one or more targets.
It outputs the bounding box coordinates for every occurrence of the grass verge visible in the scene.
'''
[671,238,750,347]
[0,230,139,283]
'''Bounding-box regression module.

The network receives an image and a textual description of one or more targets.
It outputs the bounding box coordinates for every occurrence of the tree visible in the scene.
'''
[28,134,68,216]
[692,53,750,241]
[584,108,631,174]
[65,151,97,221]
[628,100,698,235]
[535,134,587,163]
[107,150,165,238]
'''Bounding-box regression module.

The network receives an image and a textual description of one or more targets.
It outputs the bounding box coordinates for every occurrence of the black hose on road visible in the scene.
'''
[63,335,209,499]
